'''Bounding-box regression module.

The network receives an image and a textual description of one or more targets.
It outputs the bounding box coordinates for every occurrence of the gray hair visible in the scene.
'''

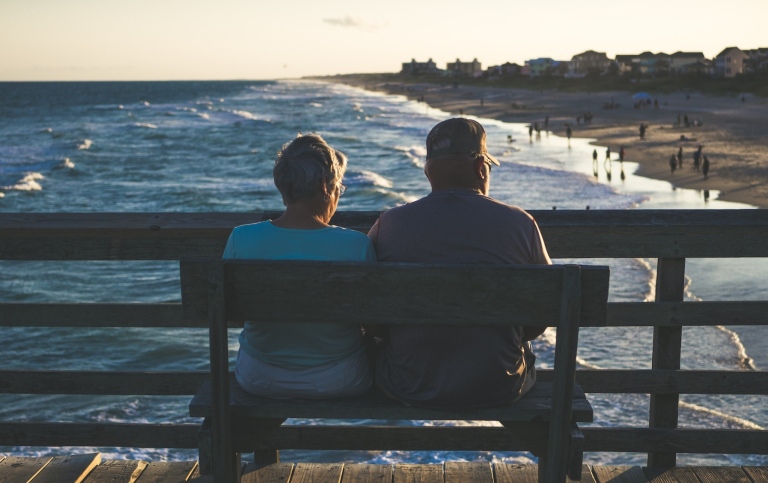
[273,133,347,204]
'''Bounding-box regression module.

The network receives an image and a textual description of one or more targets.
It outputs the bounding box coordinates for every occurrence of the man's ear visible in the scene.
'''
[473,156,486,180]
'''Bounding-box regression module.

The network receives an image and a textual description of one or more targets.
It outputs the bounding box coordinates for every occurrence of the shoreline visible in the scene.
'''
[323,78,768,209]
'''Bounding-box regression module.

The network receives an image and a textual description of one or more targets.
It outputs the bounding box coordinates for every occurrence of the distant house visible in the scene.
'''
[401,58,440,75]
[715,47,749,77]
[446,58,482,77]
[525,58,554,76]
[614,54,638,75]
[570,50,611,76]
[743,48,768,74]
[487,62,522,77]
[669,52,706,74]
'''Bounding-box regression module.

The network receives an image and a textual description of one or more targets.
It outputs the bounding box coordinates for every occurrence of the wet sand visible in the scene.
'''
[329,79,768,208]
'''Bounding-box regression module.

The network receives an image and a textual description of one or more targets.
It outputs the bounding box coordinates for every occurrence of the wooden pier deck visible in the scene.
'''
[2,455,767,483]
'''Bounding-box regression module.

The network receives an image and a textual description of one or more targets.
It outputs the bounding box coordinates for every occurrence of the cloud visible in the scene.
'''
[322,16,381,32]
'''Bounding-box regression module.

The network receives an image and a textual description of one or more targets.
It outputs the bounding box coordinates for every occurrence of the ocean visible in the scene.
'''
[1,80,766,466]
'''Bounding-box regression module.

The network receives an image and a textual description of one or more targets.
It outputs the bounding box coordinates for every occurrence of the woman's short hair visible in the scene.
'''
[273,133,347,203]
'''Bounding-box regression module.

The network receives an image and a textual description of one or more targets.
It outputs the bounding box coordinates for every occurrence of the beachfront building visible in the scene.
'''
[524,58,569,77]
[570,50,611,76]
[744,48,768,74]
[401,58,440,75]
[486,62,522,78]
[715,47,749,77]
[613,52,670,76]
[446,58,482,77]
[614,55,638,75]
[669,51,706,75]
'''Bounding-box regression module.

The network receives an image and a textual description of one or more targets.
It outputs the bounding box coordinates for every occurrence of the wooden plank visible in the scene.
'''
[0,456,51,482]
[5,210,768,259]
[82,459,147,483]
[593,466,648,483]
[743,466,768,482]
[0,304,191,328]
[444,462,492,483]
[496,464,596,483]
[692,466,751,483]
[607,302,768,327]
[133,461,199,483]
[0,422,198,448]
[340,464,392,482]
[288,463,343,483]
[181,260,609,327]
[31,453,101,483]
[191,380,593,422]
[393,464,442,483]
[581,428,768,454]
[648,258,686,469]
[643,467,699,483]
[0,371,207,395]
[538,369,768,395]
[241,463,293,483]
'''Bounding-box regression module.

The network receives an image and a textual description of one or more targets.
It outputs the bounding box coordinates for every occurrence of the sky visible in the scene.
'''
[1,0,766,81]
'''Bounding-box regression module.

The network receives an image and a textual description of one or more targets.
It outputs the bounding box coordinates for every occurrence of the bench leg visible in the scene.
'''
[567,424,585,481]
[538,450,549,482]
[254,449,279,467]
[198,417,213,476]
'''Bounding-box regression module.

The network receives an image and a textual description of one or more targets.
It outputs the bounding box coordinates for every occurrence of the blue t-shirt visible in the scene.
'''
[223,221,376,368]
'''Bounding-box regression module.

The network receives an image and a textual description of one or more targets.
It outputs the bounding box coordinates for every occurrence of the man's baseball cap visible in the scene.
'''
[425,118,500,166]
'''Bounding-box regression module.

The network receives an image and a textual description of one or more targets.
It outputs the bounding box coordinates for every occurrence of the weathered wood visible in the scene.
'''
[0,422,198,448]
[393,464,442,483]
[581,428,768,454]
[4,210,768,259]
[495,464,596,483]
[607,301,768,327]
[133,461,199,482]
[692,466,751,483]
[288,463,343,483]
[547,265,583,482]
[81,459,147,483]
[0,455,51,481]
[444,462,493,483]
[593,466,648,483]
[191,380,593,422]
[643,467,699,483]
[31,453,102,483]
[649,258,686,470]
[241,463,293,483]
[340,463,393,482]
[181,261,609,327]
[0,371,207,395]
[742,466,768,482]
[0,303,190,328]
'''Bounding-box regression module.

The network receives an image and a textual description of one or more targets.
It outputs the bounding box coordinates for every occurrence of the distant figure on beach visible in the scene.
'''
[693,145,703,173]
[605,147,611,162]
[678,146,683,167]
[544,116,549,130]
[480,98,484,107]
[528,124,533,141]
[368,118,551,409]
[566,125,572,141]
[669,154,677,174]
[620,164,626,181]
[592,149,598,176]
[639,123,646,140]
[223,133,374,399]
[619,146,625,162]
[702,155,710,179]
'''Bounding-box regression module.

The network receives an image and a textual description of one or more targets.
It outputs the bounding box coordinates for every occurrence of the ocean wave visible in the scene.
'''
[76,139,93,150]
[41,127,53,134]
[59,158,75,169]
[309,102,323,108]
[394,144,427,167]
[0,192,4,198]
[3,172,44,191]
[132,122,158,129]
[344,170,393,188]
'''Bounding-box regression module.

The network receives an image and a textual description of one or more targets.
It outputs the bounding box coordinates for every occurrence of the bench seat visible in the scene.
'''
[190,378,593,422]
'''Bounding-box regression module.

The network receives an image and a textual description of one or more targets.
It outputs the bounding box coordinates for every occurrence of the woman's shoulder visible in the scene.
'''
[326,225,370,242]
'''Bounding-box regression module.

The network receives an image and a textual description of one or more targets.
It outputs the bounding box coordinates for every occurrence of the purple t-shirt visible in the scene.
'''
[368,189,551,408]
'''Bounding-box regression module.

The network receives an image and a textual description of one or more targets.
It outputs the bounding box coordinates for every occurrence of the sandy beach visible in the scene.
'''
[329,78,768,208]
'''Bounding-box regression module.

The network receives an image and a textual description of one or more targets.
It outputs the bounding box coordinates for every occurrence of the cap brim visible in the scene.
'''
[484,153,500,166]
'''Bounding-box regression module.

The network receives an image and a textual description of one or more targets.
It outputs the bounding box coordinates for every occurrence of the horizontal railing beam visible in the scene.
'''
[0,422,199,448]
[0,371,208,395]
[3,210,768,259]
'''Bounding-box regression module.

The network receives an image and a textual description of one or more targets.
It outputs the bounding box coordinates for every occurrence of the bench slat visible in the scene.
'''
[180,261,609,328]
[189,380,593,422]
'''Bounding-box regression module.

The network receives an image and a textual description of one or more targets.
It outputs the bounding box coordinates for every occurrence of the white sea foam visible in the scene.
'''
[679,400,764,430]
[395,145,427,167]
[352,102,364,112]
[197,113,210,119]
[60,158,75,169]
[132,122,158,129]
[309,102,323,108]
[41,127,53,133]
[3,172,44,191]
[344,170,394,188]
[77,139,93,150]
[715,325,757,370]
[0,192,4,198]
[176,106,198,113]
[141,101,150,106]
[118,105,124,109]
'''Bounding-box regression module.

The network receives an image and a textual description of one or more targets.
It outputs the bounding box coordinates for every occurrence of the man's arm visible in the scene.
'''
[523,218,551,340]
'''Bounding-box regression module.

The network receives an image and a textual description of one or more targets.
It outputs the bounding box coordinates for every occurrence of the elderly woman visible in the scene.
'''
[223,133,374,398]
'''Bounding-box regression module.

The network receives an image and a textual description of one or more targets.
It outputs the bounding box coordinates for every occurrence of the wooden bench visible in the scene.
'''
[181,260,610,483]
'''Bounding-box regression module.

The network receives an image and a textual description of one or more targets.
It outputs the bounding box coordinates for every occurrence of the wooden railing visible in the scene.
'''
[1,210,768,468]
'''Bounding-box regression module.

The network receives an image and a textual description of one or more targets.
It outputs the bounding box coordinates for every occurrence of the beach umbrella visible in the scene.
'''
[632,92,651,100]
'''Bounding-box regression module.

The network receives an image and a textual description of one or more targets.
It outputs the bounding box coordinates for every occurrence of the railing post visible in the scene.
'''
[648,257,686,469]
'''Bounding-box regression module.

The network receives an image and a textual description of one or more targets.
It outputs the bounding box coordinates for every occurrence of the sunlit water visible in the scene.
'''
[1,80,766,466]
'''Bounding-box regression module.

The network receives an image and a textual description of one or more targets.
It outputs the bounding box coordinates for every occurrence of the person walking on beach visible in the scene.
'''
[368,118,551,409]
[693,146,703,173]
[619,146,625,163]
[702,155,710,179]
[605,147,611,162]
[528,124,533,141]
[678,146,683,168]
[592,149,599,176]
[669,154,677,174]
[639,123,646,140]
[566,124,572,141]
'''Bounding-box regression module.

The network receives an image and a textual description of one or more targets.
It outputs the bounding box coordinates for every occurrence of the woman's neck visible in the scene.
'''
[270,202,329,229]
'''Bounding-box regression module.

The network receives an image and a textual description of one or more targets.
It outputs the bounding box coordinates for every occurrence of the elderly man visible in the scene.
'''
[368,118,551,409]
